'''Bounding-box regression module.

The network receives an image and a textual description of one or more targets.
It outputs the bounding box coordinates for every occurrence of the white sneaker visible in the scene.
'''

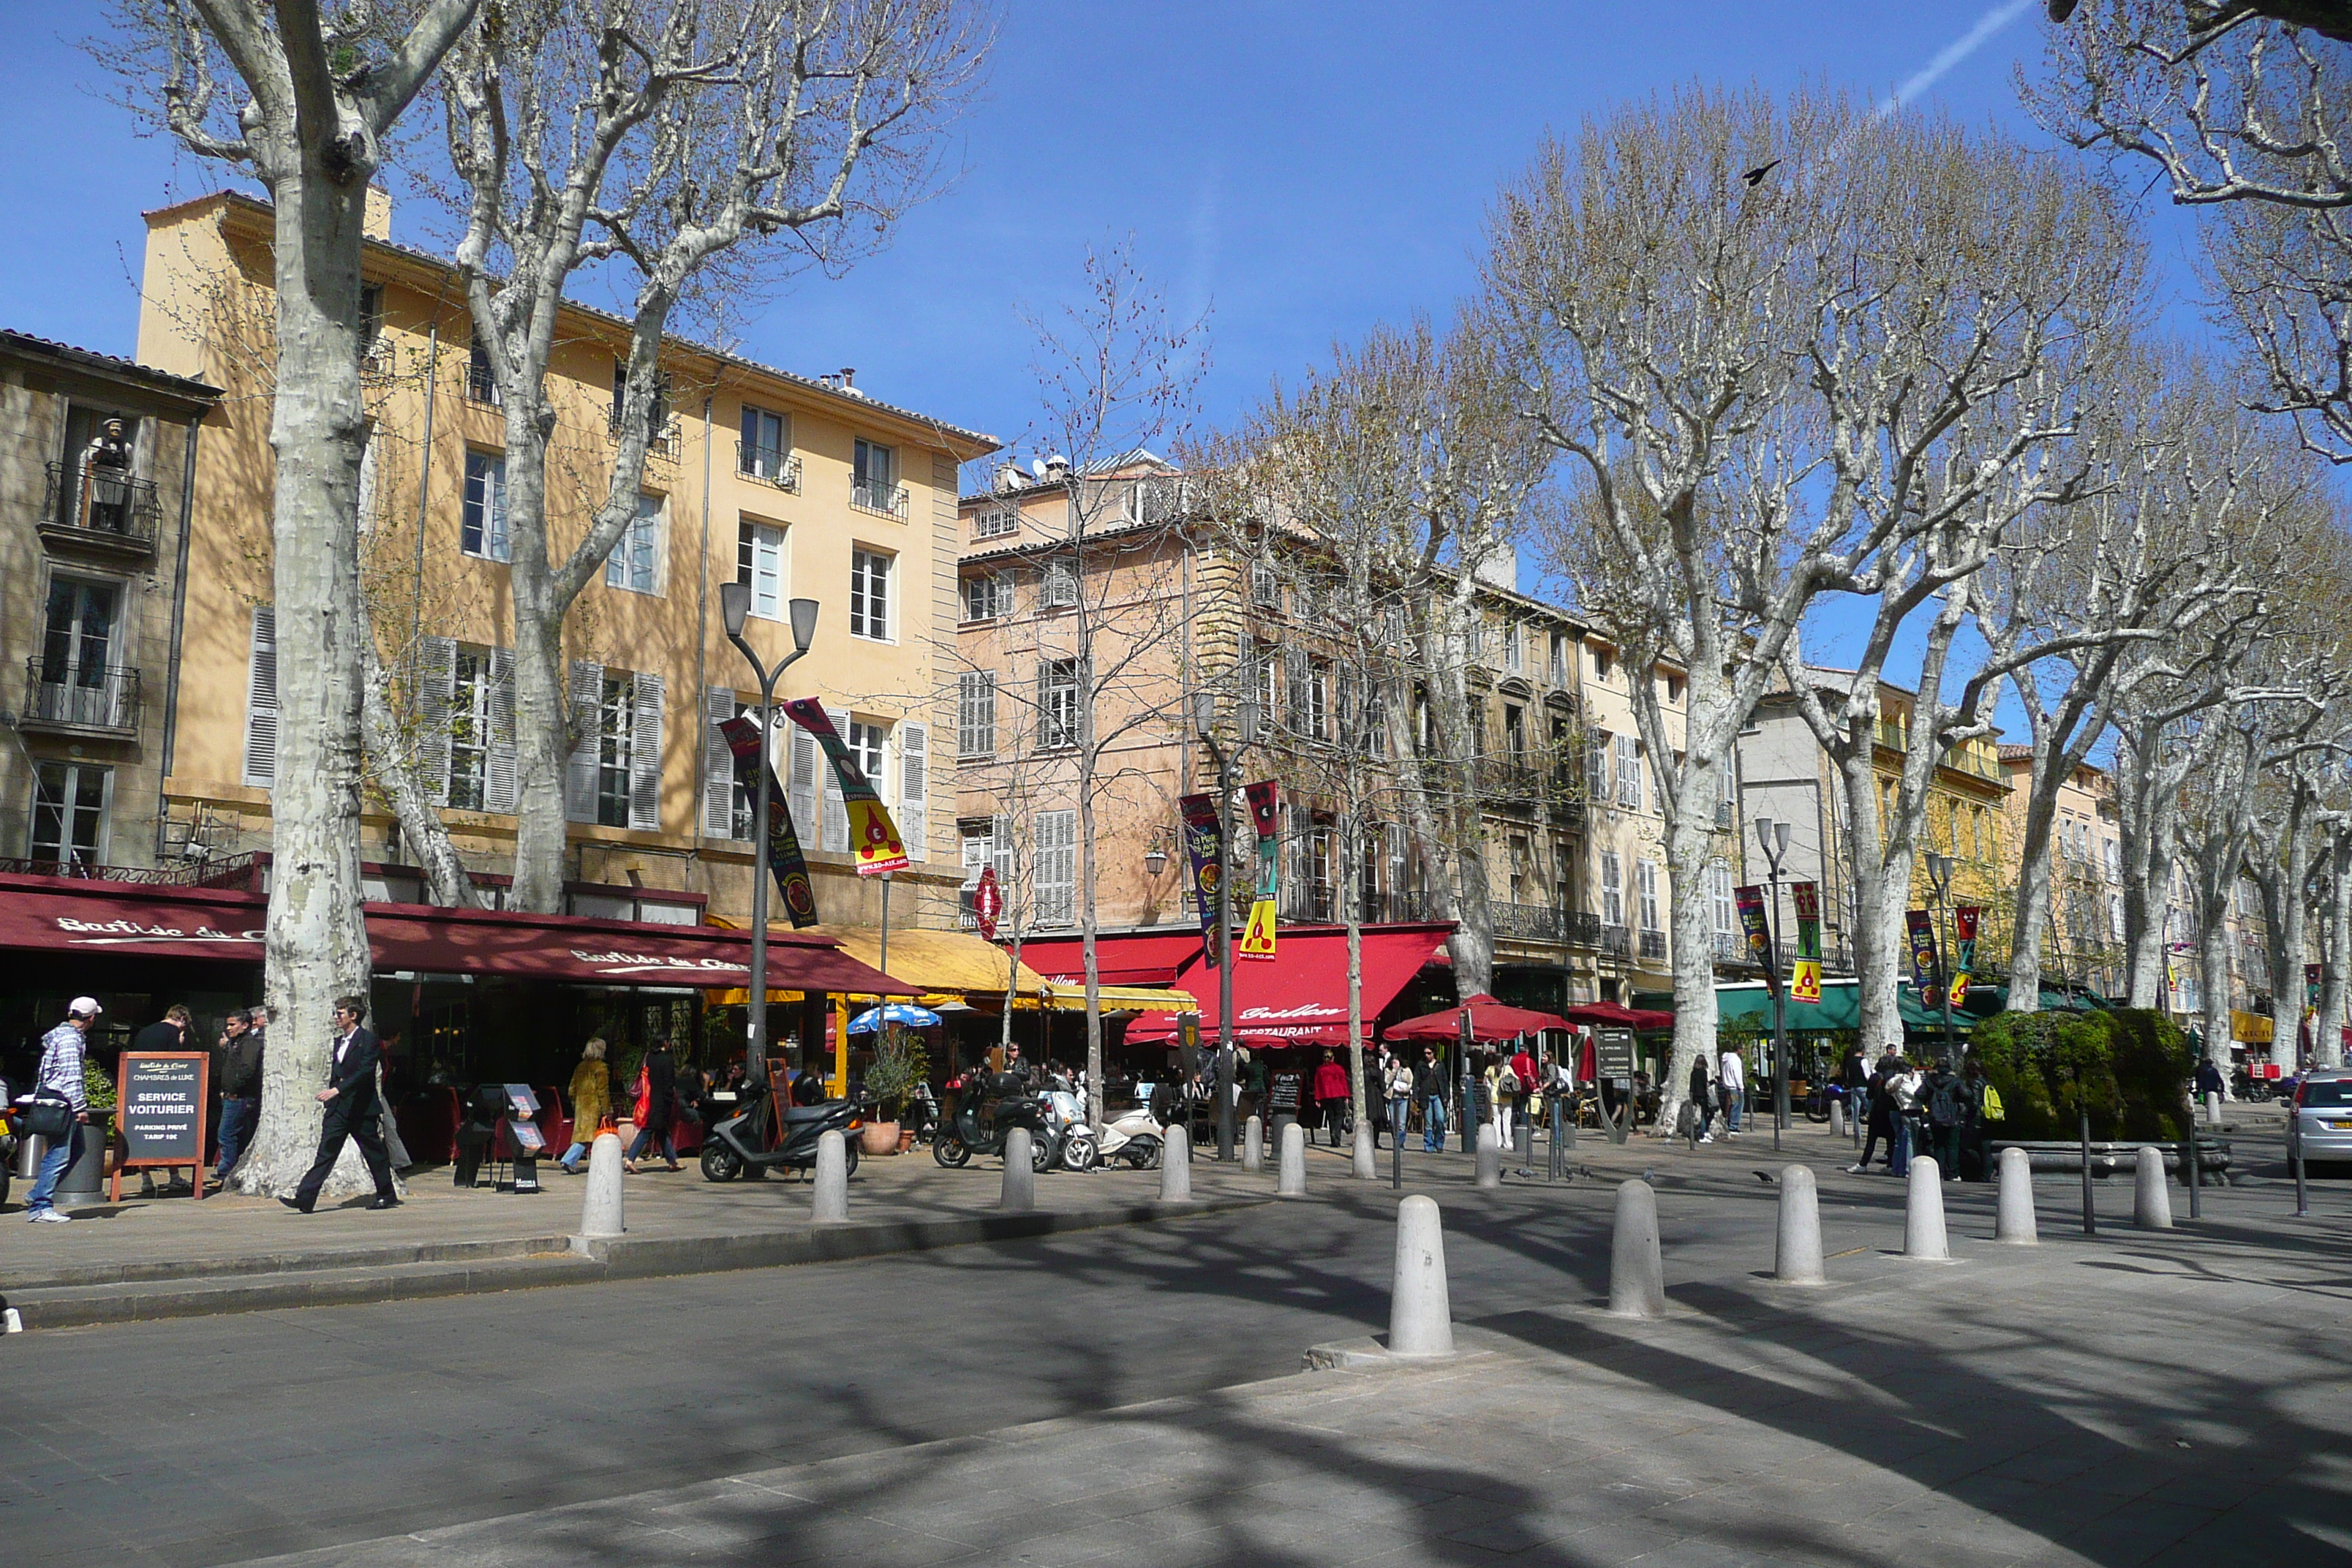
[1699,1134,1715,1144]
[29,1208,70,1224]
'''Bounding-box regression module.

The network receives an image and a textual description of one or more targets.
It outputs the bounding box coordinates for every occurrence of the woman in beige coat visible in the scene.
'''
[557,1039,612,1174]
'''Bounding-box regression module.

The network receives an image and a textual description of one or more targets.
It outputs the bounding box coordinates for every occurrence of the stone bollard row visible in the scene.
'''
[1996,1145,2038,1243]
[1828,1100,1847,1139]
[1474,1126,1502,1190]
[1607,1179,1666,1317]
[1277,1121,1307,1197]
[2133,1145,2173,1229]
[1904,1156,1949,1260]
[1000,1128,1035,1213]
[1160,1113,1192,1202]
[579,1130,626,1239]
[1243,1114,1264,1172]
[1774,1164,1824,1285]
[811,1129,848,1224]
[2205,1090,2223,1128]
[1389,1195,1455,1356]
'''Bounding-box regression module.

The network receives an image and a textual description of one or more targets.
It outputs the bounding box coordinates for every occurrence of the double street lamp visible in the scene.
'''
[1191,686,1259,1162]
[719,584,820,1093]
[1751,814,1793,1153]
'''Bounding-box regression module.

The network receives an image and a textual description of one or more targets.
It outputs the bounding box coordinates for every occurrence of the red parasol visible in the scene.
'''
[1385,992,1574,1044]
[1560,1000,1676,1032]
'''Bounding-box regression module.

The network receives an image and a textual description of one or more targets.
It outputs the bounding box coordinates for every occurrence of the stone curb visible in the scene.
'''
[10,1196,1267,1331]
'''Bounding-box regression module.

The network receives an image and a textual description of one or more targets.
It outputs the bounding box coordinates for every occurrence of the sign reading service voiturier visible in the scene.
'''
[111,1051,211,1201]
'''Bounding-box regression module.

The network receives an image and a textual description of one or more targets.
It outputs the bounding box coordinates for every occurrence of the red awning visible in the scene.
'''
[1011,930,1209,988]
[1387,992,1574,1044]
[1561,1000,1676,1032]
[1120,923,1454,1047]
[0,873,914,993]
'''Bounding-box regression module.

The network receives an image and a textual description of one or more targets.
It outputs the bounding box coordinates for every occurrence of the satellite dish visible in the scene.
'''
[1031,458,1048,478]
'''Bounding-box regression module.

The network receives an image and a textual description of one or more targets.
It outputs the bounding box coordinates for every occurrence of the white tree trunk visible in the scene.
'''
[361,636,480,908]
[2319,843,2352,1069]
[2196,911,2234,1074]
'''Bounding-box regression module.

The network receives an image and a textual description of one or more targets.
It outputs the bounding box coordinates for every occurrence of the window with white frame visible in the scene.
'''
[1039,657,1080,750]
[461,451,508,560]
[596,673,638,829]
[853,438,900,514]
[1591,646,1613,681]
[606,493,662,593]
[1505,621,1523,674]
[1550,633,1569,685]
[1251,642,1278,732]
[1710,862,1735,946]
[739,404,791,481]
[962,572,1010,622]
[29,761,108,865]
[1637,859,1661,934]
[1251,557,1280,608]
[1601,851,1624,928]
[847,719,888,797]
[1034,808,1077,927]
[737,519,785,619]
[957,672,997,760]
[1586,730,1608,800]
[448,649,493,812]
[849,548,892,639]
[1614,732,1641,809]
[1041,557,1079,608]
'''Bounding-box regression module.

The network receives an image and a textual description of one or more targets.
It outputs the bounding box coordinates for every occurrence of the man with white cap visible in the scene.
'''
[23,998,100,1222]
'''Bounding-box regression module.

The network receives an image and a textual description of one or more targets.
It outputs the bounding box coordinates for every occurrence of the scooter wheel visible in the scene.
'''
[841,1139,861,1180]
[933,1133,970,1168]
[1030,1134,1054,1174]
[1061,1134,1097,1172]
[700,1143,743,1183]
[1124,1137,1160,1169]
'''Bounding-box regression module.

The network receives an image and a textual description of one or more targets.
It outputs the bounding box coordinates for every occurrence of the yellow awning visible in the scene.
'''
[1040,983,1198,1013]
[702,922,1059,1004]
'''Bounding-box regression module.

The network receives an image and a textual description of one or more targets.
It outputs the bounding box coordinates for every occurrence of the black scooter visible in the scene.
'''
[932,1072,1055,1172]
[700,1079,867,1182]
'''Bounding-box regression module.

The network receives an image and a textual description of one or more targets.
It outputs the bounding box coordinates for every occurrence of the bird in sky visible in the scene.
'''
[1741,159,1781,186]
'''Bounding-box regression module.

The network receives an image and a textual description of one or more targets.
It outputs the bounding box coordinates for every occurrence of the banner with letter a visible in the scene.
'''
[1239,780,1281,962]
[1790,881,1822,1003]
[717,715,819,927]
[780,697,908,875]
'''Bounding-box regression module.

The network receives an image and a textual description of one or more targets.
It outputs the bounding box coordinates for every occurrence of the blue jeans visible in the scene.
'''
[627,1126,675,1164]
[26,1122,83,1213]
[1422,1095,1448,1152]
[215,1096,257,1180]
[1723,1087,1744,1132]
[558,1140,591,1171]
[1388,1096,1411,1147]
[1891,1115,1913,1177]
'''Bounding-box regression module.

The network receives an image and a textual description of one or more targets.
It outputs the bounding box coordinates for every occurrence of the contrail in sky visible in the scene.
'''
[1877,0,2036,121]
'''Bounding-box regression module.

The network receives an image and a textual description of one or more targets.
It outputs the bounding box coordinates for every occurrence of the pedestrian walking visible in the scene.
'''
[626,1039,683,1172]
[1849,1051,1899,1172]
[1920,1057,1965,1179]
[557,1039,611,1173]
[2192,1057,2224,1103]
[1887,1056,1923,1178]
[1415,1046,1448,1153]
[1510,1041,1539,1142]
[282,995,400,1213]
[1384,1051,1414,1150]
[1718,1044,1746,1136]
[1313,1049,1351,1147]
[1488,1052,1517,1148]
[23,998,100,1223]
[212,1009,264,1188]
[1684,1052,1718,1146]
[1959,1056,1993,1180]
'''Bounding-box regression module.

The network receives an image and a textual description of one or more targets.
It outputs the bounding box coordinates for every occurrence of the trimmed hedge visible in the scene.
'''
[1968,1007,2193,1142]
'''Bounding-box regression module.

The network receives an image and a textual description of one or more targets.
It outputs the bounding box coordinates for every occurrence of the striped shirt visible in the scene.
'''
[37,1022,88,1112]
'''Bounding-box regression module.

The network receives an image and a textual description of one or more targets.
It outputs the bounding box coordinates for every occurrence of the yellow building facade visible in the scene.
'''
[134,190,994,928]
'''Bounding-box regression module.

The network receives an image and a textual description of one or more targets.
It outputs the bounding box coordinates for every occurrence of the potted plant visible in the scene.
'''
[860,1030,930,1156]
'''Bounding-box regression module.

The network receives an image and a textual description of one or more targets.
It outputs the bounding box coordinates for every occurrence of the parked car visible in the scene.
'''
[2291,1068,2352,1177]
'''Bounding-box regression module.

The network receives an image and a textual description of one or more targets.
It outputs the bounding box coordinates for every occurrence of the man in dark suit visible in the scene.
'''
[283,995,401,1213]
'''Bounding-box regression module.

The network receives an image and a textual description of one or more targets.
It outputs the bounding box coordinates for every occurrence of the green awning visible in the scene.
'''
[1716,979,1861,1032]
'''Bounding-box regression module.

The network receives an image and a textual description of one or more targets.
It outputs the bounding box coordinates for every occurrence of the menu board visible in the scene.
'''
[112,1051,211,1200]
[1594,1028,1637,1085]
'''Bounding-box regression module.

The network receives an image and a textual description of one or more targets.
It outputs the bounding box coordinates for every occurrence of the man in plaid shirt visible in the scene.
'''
[24,997,99,1222]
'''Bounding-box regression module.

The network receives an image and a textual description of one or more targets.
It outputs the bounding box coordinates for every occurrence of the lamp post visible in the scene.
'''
[1926,851,1959,1068]
[720,584,819,1094]
[1752,815,1792,1153]
[1191,687,1252,1161]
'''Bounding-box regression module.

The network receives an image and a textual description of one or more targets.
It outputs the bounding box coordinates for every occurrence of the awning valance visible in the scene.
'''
[1116,923,1455,1047]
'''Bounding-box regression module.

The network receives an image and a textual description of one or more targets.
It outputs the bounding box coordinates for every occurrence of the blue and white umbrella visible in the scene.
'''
[848,1002,942,1034]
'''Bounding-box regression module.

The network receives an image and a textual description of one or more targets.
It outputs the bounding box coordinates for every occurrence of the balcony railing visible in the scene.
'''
[736,442,802,491]
[22,660,139,733]
[852,478,910,519]
[1493,903,1610,947]
[1639,929,1667,961]
[0,851,258,889]
[42,462,159,551]
[1601,923,1632,957]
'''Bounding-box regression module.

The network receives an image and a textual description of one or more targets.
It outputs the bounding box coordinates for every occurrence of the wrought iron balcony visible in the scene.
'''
[1639,929,1667,961]
[42,462,159,555]
[1600,923,1632,957]
[736,441,802,491]
[21,660,140,734]
[853,478,910,519]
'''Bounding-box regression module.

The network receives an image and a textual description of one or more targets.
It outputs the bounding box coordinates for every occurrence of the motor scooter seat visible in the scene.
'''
[780,1102,839,1124]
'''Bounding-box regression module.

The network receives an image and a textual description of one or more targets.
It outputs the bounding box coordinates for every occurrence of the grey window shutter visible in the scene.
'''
[704,687,740,838]
[992,813,1014,887]
[899,720,928,862]
[418,636,456,806]
[788,725,818,847]
[486,647,519,813]
[820,704,850,852]
[565,660,603,823]
[241,606,278,788]
[629,671,665,832]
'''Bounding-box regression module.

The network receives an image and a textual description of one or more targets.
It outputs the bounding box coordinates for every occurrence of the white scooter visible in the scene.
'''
[1085,1105,1164,1171]
[1042,1086,1096,1172]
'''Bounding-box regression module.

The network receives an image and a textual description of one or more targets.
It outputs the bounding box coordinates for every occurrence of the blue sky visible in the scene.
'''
[0,2,2228,712]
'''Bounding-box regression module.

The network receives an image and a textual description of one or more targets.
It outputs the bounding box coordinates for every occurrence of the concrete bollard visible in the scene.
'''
[2133,1145,2174,1229]
[2205,1090,2223,1128]
[1277,1121,1307,1196]
[1774,1164,1825,1284]
[1243,1114,1264,1172]
[1828,1099,1847,1139]
[1474,1126,1502,1189]
[1904,1155,1950,1260]
[1159,1112,1192,1202]
[811,1130,848,1224]
[1995,1146,2038,1244]
[1607,1179,1667,1317]
[1000,1129,1035,1213]
[1388,1195,1455,1357]
[1353,1121,1377,1180]
[579,1130,626,1239]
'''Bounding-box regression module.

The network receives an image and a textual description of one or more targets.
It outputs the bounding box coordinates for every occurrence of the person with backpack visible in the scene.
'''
[1919,1058,1965,1177]
[1490,1052,1520,1148]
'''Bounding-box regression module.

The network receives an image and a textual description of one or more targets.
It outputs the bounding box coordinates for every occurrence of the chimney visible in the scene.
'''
[363,184,392,241]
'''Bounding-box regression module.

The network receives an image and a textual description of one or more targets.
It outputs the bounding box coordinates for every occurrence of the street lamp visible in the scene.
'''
[1752,815,1792,1153]
[1925,851,1959,1069]
[1143,839,1169,878]
[1192,685,1253,1161]
[720,584,819,1094]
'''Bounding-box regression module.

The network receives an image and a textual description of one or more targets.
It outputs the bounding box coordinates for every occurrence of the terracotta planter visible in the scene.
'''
[897,1128,917,1154]
[860,1120,902,1156]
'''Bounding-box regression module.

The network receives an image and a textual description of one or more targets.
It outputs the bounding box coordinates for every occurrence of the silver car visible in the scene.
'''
[2293,1068,2352,1174]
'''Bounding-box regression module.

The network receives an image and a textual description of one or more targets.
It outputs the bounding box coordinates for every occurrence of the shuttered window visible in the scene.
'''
[241,606,277,788]
[461,451,508,560]
[958,671,996,760]
[820,705,850,851]
[704,687,750,840]
[898,721,928,862]
[1035,808,1077,928]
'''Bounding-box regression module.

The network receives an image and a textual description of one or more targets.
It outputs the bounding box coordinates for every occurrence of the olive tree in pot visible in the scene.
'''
[861,1031,930,1156]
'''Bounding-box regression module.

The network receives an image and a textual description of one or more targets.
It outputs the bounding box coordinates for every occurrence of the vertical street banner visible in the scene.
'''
[717,715,818,927]
[1735,884,1777,997]
[1177,792,1226,963]
[971,864,1003,941]
[2307,962,2323,1009]
[1239,779,1281,962]
[1790,881,1822,1003]
[781,697,908,875]
[1950,905,1980,1009]
[1905,909,1940,990]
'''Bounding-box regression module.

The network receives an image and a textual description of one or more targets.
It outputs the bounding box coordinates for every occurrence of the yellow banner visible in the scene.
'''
[1238,898,1278,962]
[849,798,908,876]
[1792,959,1820,1003]
[1949,971,1970,1009]
[2231,1009,2274,1044]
